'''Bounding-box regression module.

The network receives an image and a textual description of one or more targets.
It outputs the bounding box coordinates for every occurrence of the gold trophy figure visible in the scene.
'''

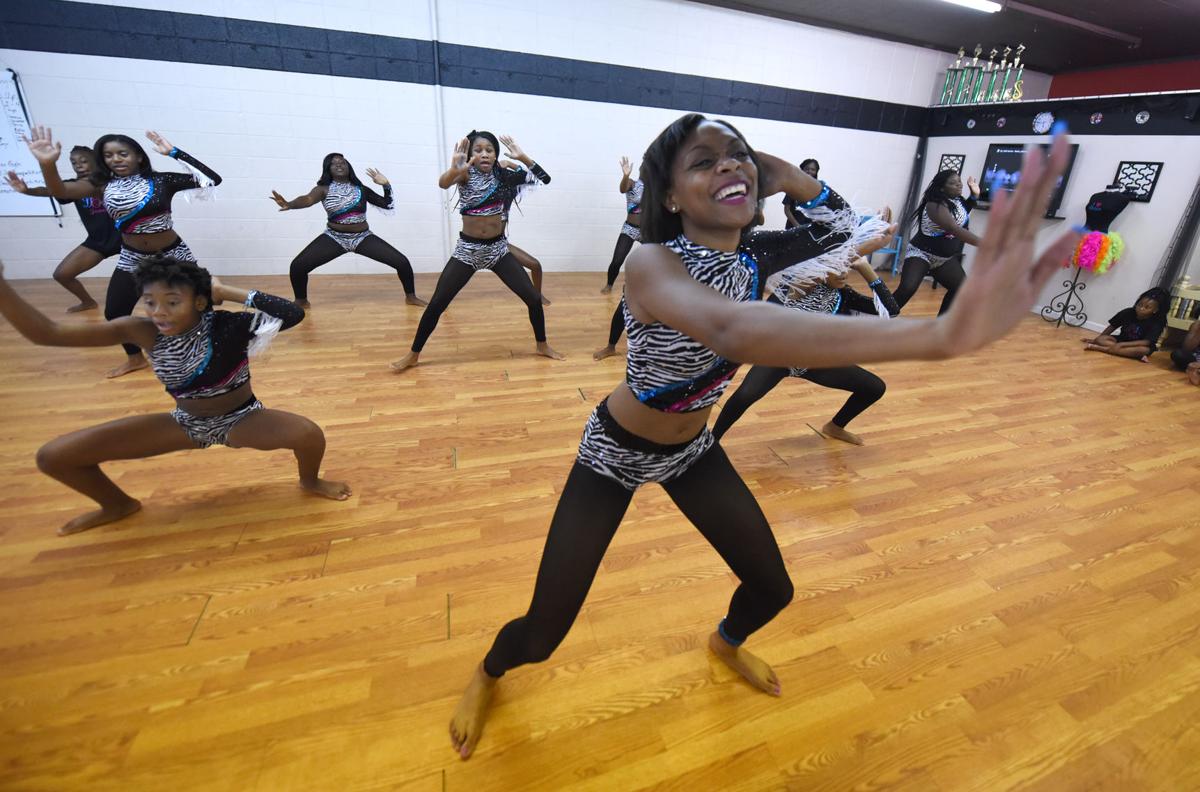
[940,47,965,105]
[973,48,998,103]
[1007,44,1027,101]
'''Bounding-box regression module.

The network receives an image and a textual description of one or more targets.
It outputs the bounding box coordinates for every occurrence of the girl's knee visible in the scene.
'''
[52,265,72,285]
[36,440,69,474]
[763,574,794,611]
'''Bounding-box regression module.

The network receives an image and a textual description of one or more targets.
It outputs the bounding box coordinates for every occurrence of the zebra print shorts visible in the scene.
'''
[621,222,642,243]
[453,233,509,271]
[116,238,197,273]
[172,397,264,449]
[575,399,714,491]
[324,228,373,252]
[905,244,954,270]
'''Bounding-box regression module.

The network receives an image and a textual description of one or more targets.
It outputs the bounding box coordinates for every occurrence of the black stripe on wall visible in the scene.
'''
[0,1,928,136]
[928,94,1200,138]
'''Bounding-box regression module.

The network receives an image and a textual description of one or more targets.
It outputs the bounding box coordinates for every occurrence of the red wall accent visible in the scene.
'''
[1049,59,1200,98]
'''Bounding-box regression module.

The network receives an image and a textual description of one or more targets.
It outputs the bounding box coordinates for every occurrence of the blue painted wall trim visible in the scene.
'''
[0,0,929,136]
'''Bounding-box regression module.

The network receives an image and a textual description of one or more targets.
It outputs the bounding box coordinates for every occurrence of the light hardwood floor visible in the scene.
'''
[0,271,1197,791]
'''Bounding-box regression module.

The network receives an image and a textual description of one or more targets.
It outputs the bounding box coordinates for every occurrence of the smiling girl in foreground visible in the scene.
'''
[0,257,351,536]
[446,113,1079,760]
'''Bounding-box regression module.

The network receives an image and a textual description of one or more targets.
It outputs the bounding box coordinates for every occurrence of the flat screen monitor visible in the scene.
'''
[977,142,1079,218]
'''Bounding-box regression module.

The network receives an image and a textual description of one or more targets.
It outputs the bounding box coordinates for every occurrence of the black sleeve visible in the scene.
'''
[1145,321,1165,351]
[744,186,854,278]
[246,290,306,331]
[962,196,978,213]
[527,162,551,185]
[841,280,901,317]
[362,183,394,209]
[169,148,222,185]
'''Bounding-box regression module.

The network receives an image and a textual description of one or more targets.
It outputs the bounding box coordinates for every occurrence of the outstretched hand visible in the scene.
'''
[966,175,981,196]
[5,171,29,193]
[498,135,526,161]
[23,125,62,165]
[365,167,389,186]
[145,130,174,156]
[939,132,1082,357]
[451,138,470,170]
[210,275,226,305]
[270,190,290,211]
[620,156,632,177]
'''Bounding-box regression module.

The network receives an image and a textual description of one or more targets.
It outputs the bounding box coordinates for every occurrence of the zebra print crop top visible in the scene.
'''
[625,180,644,214]
[624,198,857,413]
[103,149,222,235]
[148,291,304,400]
[458,163,551,217]
[322,179,393,225]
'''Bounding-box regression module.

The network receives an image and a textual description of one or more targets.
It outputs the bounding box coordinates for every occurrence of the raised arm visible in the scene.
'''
[625,132,1080,369]
[439,137,474,189]
[618,156,635,193]
[499,135,550,184]
[0,261,155,349]
[24,126,96,201]
[146,130,223,186]
[362,168,394,209]
[927,202,981,246]
[211,277,306,331]
[271,184,325,211]
[4,171,53,197]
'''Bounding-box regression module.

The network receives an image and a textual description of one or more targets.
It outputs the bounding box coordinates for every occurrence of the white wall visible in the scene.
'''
[0,0,964,279]
[923,134,1200,331]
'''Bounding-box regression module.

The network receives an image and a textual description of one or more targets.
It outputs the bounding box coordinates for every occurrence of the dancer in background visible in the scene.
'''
[271,153,425,309]
[6,145,119,312]
[713,256,899,446]
[27,126,222,378]
[496,157,551,306]
[893,170,980,314]
[601,156,643,294]
[446,113,1079,760]
[391,131,561,372]
[1082,287,1169,361]
[782,158,819,230]
[0,257,350,536]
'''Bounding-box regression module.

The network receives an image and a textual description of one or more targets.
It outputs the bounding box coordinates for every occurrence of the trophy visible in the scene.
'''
[988,46,1011,102]
[956,44,983,104]
[1006,44,1026,101]
[972,48,998,103]
[939,48,965,105]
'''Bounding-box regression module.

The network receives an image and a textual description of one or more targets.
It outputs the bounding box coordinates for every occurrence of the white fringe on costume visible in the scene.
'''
[180,161,217,203]
[764,204,893,305]
[246,315,283,358]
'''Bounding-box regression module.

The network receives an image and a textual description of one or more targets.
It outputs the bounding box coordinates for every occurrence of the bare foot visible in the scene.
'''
[391,351,420,372]
[600,284,613,295]
[1188,367,1200,386]
[106,355,148,379]
[449,663,497,760]
[295,299,312,310]
[540,294,551,306]
[1082,343,1101,352]
[536,342,565,361]
[708,631,781,696]
[405,294,428,307]
[821,421,864,446]
[58,497,141,536]
[593,344,617,361]
[66,300,98,313]
[300,478,352,500]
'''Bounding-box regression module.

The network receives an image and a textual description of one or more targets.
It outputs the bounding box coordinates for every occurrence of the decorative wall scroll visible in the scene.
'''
[938,154,966,173]
[1114,161,1163,203]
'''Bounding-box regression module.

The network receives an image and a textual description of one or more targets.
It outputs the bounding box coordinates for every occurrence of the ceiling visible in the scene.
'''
[687,0,1200,73]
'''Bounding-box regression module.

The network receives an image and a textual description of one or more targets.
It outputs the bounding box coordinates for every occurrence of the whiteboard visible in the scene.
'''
[0,68,59,218]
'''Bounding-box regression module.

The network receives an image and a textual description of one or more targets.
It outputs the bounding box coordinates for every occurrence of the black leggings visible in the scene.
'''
[105,269,141,356]
[288,232,416,301]
[893,254,966,315]
[605,232,636,288]
[606,300,624,347]
[482,446,793,677]
[410,255,546,352]
[712,364,886,440]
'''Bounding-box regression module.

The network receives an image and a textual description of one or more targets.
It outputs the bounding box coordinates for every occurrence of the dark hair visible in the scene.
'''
[69,145,94,158]
[466,130,501,161]
[1136,287,1170,324]
[317,152,363,187]
[799,158,820,174]
[911,169,961,228]
[639,113,764,244]
[133,256,214,311]
[90,134,152,185]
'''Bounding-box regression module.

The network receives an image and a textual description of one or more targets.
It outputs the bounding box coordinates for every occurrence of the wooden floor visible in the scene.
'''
[1,271,1198,791]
